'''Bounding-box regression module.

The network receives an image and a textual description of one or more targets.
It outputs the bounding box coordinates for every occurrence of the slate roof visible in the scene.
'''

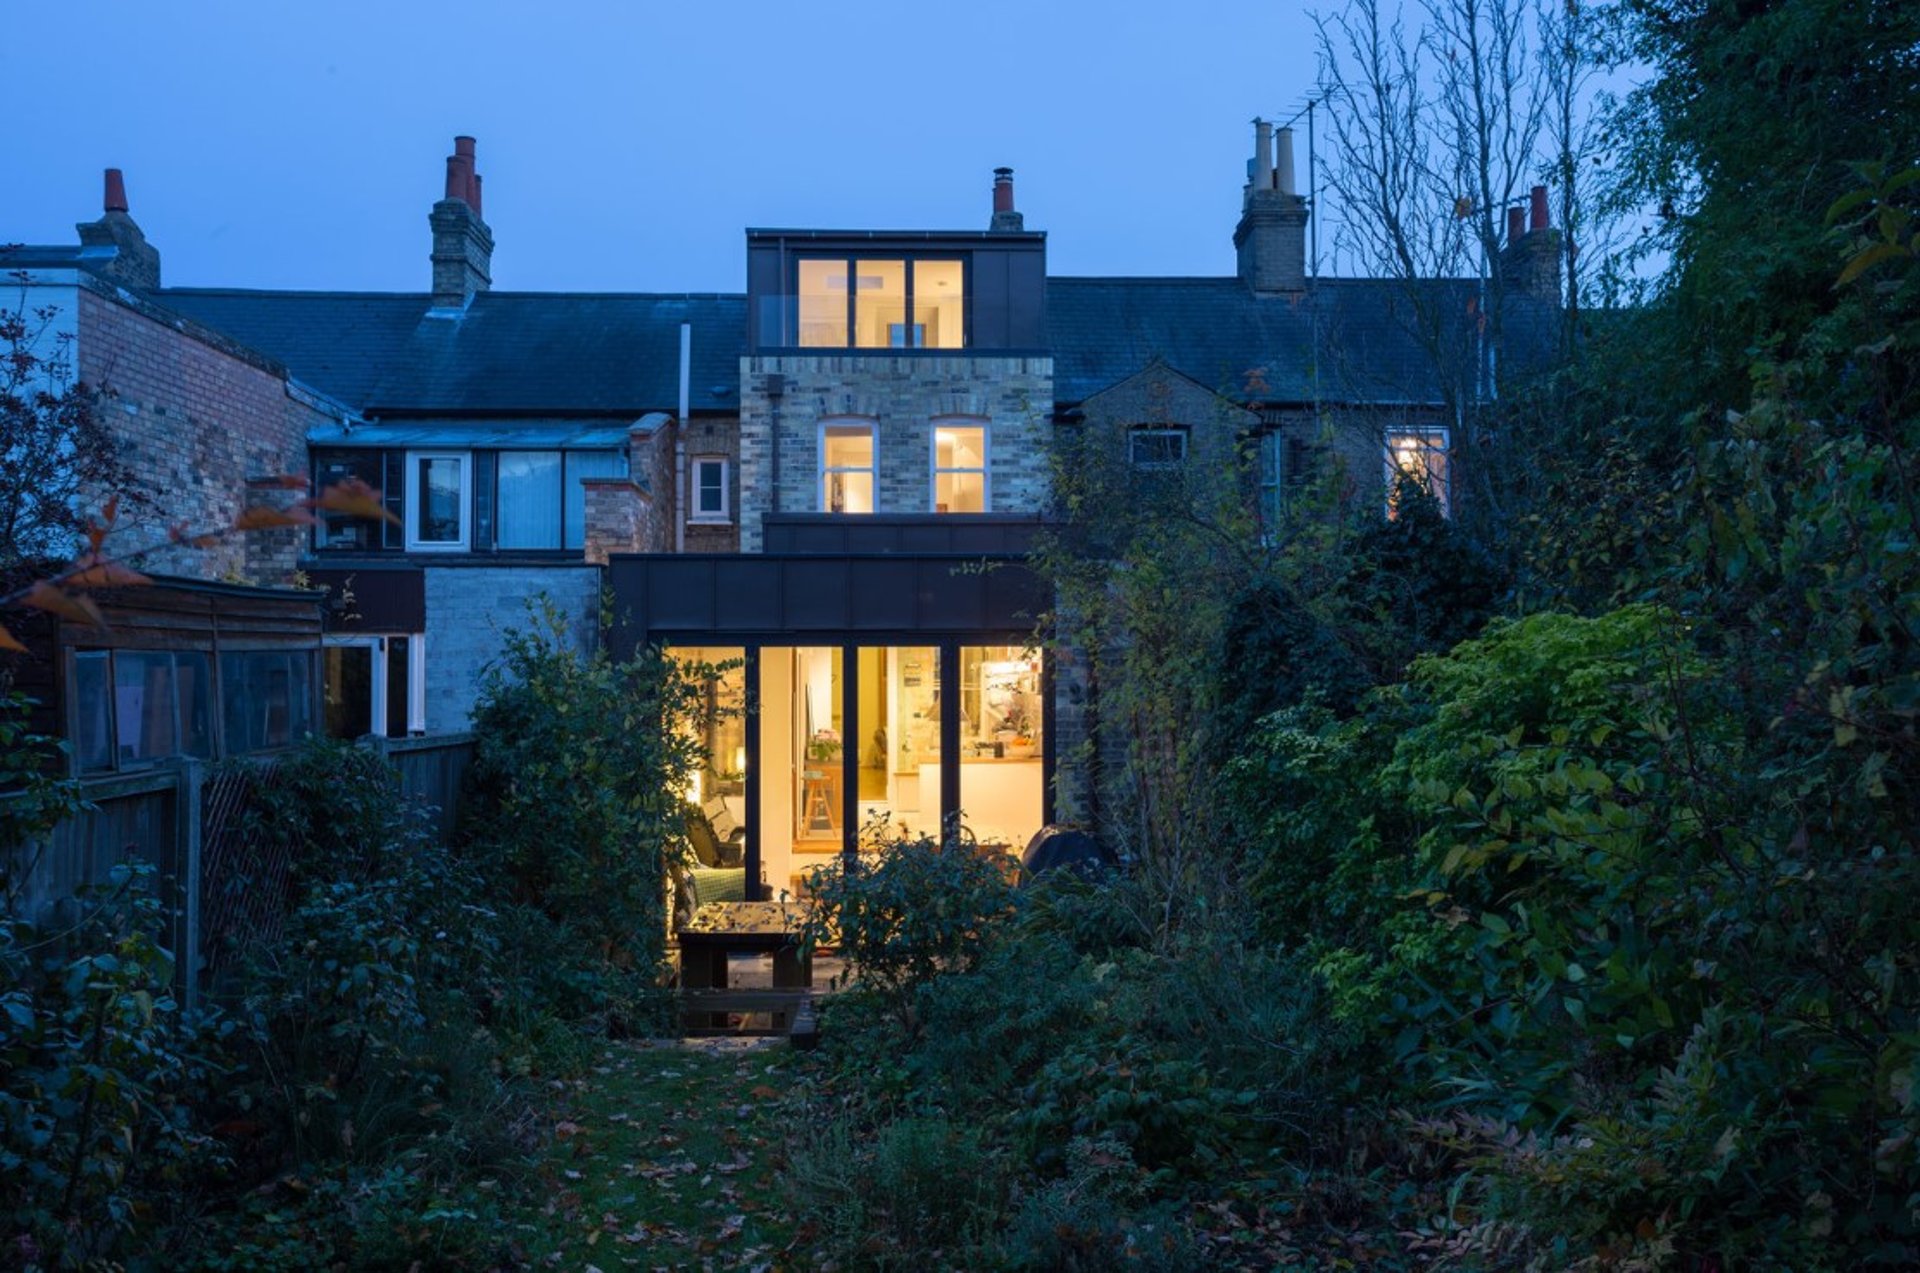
[154,289,431,407]
[1046,275,1496,408]
[364,293,747,416]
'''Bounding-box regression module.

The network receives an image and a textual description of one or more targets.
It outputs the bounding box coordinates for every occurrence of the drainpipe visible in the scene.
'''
[676,322,690,553]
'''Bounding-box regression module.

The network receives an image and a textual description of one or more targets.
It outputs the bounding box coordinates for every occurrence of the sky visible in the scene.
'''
[4,0,1332,295]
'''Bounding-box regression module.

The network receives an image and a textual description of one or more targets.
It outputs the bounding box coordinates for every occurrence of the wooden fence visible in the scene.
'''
[3,733,476,1011]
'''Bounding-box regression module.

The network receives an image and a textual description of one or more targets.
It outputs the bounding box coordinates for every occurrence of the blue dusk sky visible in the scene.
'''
[4,1,1333,294]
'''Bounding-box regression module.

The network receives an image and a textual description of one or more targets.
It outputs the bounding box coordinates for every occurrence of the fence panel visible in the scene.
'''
[376,733,475,840]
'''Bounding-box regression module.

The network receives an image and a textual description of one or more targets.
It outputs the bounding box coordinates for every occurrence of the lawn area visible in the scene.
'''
[511,1038,798,1270]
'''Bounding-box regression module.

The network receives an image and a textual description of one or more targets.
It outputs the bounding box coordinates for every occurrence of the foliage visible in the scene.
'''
[0,277,143,573]
[463,599,708,1027]
[0,862,228,1269]
[800,824,1018,1025]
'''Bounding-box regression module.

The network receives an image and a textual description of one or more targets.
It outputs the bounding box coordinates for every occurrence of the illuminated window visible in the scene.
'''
[821,422,876,513]
[1385,427,1451,517]
[796,257,965,348]
[932,422,988,512]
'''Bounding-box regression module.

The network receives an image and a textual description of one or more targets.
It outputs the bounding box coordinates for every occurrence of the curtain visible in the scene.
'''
[496,451,563,549]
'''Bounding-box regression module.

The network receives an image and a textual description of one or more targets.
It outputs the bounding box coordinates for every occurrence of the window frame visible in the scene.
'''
[819,420,879,515]
[1128,426,1190,470]
[404,450,472,551]
[929,419,990,513]
[69,647,218,773]
[1384,426,1452,518]
[690,455,731,523]
[322,635,389,740]
[792,254,970,350]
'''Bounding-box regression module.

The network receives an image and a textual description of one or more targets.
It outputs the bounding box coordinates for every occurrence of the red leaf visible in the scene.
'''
[231,505,317,531]
[304,478,398,525]
[21,582,105,627]
[0,623,27,654]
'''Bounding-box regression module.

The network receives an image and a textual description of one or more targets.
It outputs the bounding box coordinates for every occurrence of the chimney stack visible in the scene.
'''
[75,167,161,290]
[429,134,493,310]
[1235,119,1308,294]
[990,167,1024,232]
[1499,184,1561,304]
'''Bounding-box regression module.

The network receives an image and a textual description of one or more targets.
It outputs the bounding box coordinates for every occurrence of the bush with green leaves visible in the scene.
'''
[800,826,1018,1025]
[463,600,706,1027]
[1,861,228,1270]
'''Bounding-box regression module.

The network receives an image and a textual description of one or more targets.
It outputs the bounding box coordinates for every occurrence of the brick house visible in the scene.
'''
[4,124,1558,886]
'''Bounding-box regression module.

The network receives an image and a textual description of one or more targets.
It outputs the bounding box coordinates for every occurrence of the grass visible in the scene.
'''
[506,1037,798,1269]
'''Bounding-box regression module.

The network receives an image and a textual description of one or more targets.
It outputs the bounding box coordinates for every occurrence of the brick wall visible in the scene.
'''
[737,355,1053,552]
[679,414,740,553]
[77,285,322,584]
[421,564,600,730]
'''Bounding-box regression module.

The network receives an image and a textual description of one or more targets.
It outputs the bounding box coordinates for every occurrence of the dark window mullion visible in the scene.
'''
[904,260,917,348]
[844,256,855,350]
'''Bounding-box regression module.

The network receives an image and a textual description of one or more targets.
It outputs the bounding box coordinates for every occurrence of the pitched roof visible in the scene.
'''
[1046,275,1490,408]
[363,292,747,415]
[153,289,430,406]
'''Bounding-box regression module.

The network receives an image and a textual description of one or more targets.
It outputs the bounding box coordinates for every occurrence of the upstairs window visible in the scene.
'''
[821,422,877,514]
[796,256,966,349]
[1128,426,1189,470]
[1385,427,1451,518]
[312,450,391,550]
[932,422,988,512]
[691,456,730,522]
[406,451,470,550]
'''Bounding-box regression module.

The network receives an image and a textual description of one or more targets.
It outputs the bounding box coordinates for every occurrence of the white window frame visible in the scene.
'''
[929,419,990,514]
[1384,426,1451,518]
[1128,426,1189,469]
[404,634,427,734]
[819,420,878,514]
[405,450,471,551]
[690,455,731,523]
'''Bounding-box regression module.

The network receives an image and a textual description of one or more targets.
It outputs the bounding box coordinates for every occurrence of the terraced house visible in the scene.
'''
[3,123,1557,899]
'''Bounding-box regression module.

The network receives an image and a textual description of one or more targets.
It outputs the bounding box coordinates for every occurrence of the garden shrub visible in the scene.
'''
[800,826,1018,1026]
[785,1112,1009,1270]
[0,863,228,1270]
[463,600,707,1030]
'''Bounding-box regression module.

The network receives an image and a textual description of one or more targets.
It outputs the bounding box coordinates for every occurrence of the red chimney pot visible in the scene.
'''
[1529,184,1549,232]
[103,168,128,214]
[993,167,1015,214]
[472,172,483,219]
[1506,206,1525,245]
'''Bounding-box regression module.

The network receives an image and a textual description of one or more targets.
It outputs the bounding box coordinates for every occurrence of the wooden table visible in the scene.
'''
[677,901,813,1032]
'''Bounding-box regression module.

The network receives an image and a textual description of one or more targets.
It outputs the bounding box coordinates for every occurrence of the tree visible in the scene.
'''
[0,274,142,573]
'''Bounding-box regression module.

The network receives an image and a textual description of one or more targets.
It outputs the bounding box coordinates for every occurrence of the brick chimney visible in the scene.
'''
[1234,119,1309,295]
[75,168,161,290]
[1498,184,1561,304]
[989,167,1024,232]
[429,135,493,310]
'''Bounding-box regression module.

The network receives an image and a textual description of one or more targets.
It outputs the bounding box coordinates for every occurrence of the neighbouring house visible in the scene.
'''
[3,121,1559,899]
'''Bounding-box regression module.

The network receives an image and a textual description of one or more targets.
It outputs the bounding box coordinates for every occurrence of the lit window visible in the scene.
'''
[1129,427,1188,469]
[692,456,730,522]
[932,422,988,513]
[1385,428,1450,517]
[406,451,470,550]
[821,423,876,513]
[795,257,965,349]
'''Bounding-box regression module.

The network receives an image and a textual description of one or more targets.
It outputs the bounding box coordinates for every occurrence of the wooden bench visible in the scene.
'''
[676,900,814,1035]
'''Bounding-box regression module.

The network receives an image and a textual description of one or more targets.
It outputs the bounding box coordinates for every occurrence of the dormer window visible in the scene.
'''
[797,256,966,349]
